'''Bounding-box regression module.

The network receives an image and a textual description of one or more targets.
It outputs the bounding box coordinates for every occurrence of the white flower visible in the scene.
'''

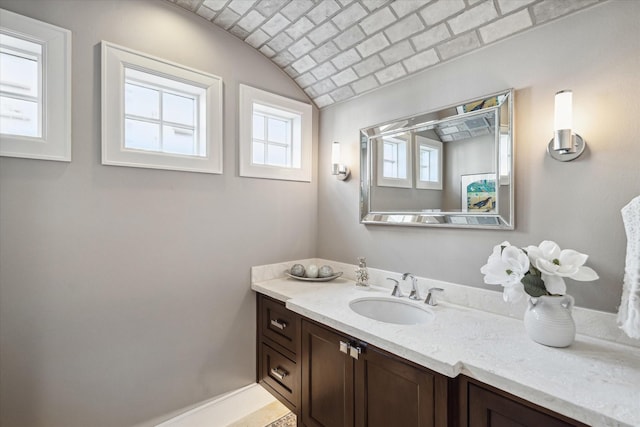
[487,241,512,263]
[481,245,530,302]
[526,240,599,295]
[481,245,529,302]
[539,274,567,295]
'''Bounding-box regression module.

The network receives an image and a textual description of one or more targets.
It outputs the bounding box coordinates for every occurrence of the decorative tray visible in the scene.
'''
[285,270,343,282]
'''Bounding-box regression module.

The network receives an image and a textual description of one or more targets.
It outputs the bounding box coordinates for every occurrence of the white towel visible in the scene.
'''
[618,195,640,339]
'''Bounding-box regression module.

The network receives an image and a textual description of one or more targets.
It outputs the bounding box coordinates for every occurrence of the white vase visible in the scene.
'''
[523,295,576,347]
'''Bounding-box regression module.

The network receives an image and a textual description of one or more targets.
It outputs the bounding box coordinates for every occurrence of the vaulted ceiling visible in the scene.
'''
[169,0,602,108]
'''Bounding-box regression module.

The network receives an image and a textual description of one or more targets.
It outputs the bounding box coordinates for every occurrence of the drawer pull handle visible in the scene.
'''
[270,319,288,330]
[339,341,350,354]
[270,367,288,380]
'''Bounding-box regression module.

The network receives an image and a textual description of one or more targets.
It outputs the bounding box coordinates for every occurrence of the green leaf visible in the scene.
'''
[522,275,548,297]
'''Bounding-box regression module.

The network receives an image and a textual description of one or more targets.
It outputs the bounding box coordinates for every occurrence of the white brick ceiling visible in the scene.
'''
[169,0,602,108]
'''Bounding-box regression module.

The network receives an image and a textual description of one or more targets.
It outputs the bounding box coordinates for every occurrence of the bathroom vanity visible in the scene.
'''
[259,293,454,426]
[252,269,638,427]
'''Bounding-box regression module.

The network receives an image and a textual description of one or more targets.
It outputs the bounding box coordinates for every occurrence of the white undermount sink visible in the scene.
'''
[349,297,434,325]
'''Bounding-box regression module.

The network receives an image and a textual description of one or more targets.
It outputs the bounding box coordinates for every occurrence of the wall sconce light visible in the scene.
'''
[548,90,586,161]
[331,141,350,181]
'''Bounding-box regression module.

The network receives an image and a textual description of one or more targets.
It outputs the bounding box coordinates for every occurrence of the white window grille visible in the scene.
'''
[123,68,205,157]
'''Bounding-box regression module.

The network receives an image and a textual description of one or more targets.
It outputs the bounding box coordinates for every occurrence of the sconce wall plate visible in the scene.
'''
[332,164,351,180]
[547,133,585,162]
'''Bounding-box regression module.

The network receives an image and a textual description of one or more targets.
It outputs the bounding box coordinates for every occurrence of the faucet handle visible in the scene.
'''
[425,287,444,306]
[387,278,403,297]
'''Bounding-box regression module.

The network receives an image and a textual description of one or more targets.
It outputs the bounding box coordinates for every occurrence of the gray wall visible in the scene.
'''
[0,1,317,426]
[318,0,640,313]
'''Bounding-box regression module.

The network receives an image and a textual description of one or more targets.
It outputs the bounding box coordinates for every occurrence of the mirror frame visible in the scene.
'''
[360,89,514,230]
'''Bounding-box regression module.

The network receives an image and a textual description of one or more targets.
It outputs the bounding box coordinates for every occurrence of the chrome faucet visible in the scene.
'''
[425,287,444,306]
[387,278,403,297]
[402,273,421,300]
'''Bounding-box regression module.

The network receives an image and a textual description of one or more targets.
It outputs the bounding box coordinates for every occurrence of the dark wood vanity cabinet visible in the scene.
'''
[301,319,453,427]
[257,293,588,427]
[459,377,588,427]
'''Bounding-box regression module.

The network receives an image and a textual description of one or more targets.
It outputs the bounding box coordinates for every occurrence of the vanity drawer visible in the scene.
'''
[261,342,299,408]
[260,296,298,354]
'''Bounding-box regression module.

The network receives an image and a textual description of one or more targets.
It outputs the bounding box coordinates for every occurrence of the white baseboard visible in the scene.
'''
[155,383,276,427]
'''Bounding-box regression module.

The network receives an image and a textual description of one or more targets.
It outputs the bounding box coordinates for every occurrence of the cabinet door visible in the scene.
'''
[301,320,355,427]
[355,346,439,427]
[467,382,579,427]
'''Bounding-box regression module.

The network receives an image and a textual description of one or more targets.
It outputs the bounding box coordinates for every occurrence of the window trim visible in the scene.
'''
[0,8,71,162]
[239,84,312,182]
[101,41,223,174]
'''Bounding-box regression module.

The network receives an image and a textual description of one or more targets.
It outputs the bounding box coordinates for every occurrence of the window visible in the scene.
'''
[0,9,71,161]
[239,84,311,182]
[124,68,205,157]
[415,136,443,190]
[376,133,411,188]
[251,104,300,168]
[0,34,41,138]
[101,41,222,174]
[382,137,407,179]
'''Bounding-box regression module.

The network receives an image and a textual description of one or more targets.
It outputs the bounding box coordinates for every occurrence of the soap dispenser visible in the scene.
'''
[355,257,369,288]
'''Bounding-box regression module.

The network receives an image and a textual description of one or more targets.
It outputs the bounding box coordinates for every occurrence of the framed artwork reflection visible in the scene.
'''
[461,173,497,213]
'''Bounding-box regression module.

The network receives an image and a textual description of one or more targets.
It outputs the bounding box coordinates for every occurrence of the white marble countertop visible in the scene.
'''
[252,277,640,427]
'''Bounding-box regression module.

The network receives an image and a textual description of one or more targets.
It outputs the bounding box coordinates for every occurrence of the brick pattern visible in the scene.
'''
[170,0,604,108]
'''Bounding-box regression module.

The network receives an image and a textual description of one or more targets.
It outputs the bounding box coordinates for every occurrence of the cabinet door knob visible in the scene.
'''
[350,345,362,360]
[270,367,288,380]
[270,319,288,330]
[339,340,350,354]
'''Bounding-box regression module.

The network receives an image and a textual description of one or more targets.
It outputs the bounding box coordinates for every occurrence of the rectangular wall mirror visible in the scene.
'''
[360,89,514,229]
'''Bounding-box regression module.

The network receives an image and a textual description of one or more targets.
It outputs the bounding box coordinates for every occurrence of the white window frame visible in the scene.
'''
[415,135,443,190]
[101,41,223,174]
[499,132,511,185]
[239,84,312,182]
[376,134,412,188]
[0,9,71,162]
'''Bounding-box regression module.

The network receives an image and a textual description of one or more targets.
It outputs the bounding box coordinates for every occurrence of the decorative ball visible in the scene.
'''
[306,264,319,278]
[290,264,305,277]
[318,265,334,278]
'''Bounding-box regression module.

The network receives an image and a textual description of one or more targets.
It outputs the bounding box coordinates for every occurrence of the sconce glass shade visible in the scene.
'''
[554,90,573,132]
[331,141,341,166]
[548,90,586,161]
[331,141,350,180]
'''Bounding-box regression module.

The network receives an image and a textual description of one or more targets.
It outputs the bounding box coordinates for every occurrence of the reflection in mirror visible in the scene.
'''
[360,89,514,229]
[377,132,411,188]
[415,137,442,190]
